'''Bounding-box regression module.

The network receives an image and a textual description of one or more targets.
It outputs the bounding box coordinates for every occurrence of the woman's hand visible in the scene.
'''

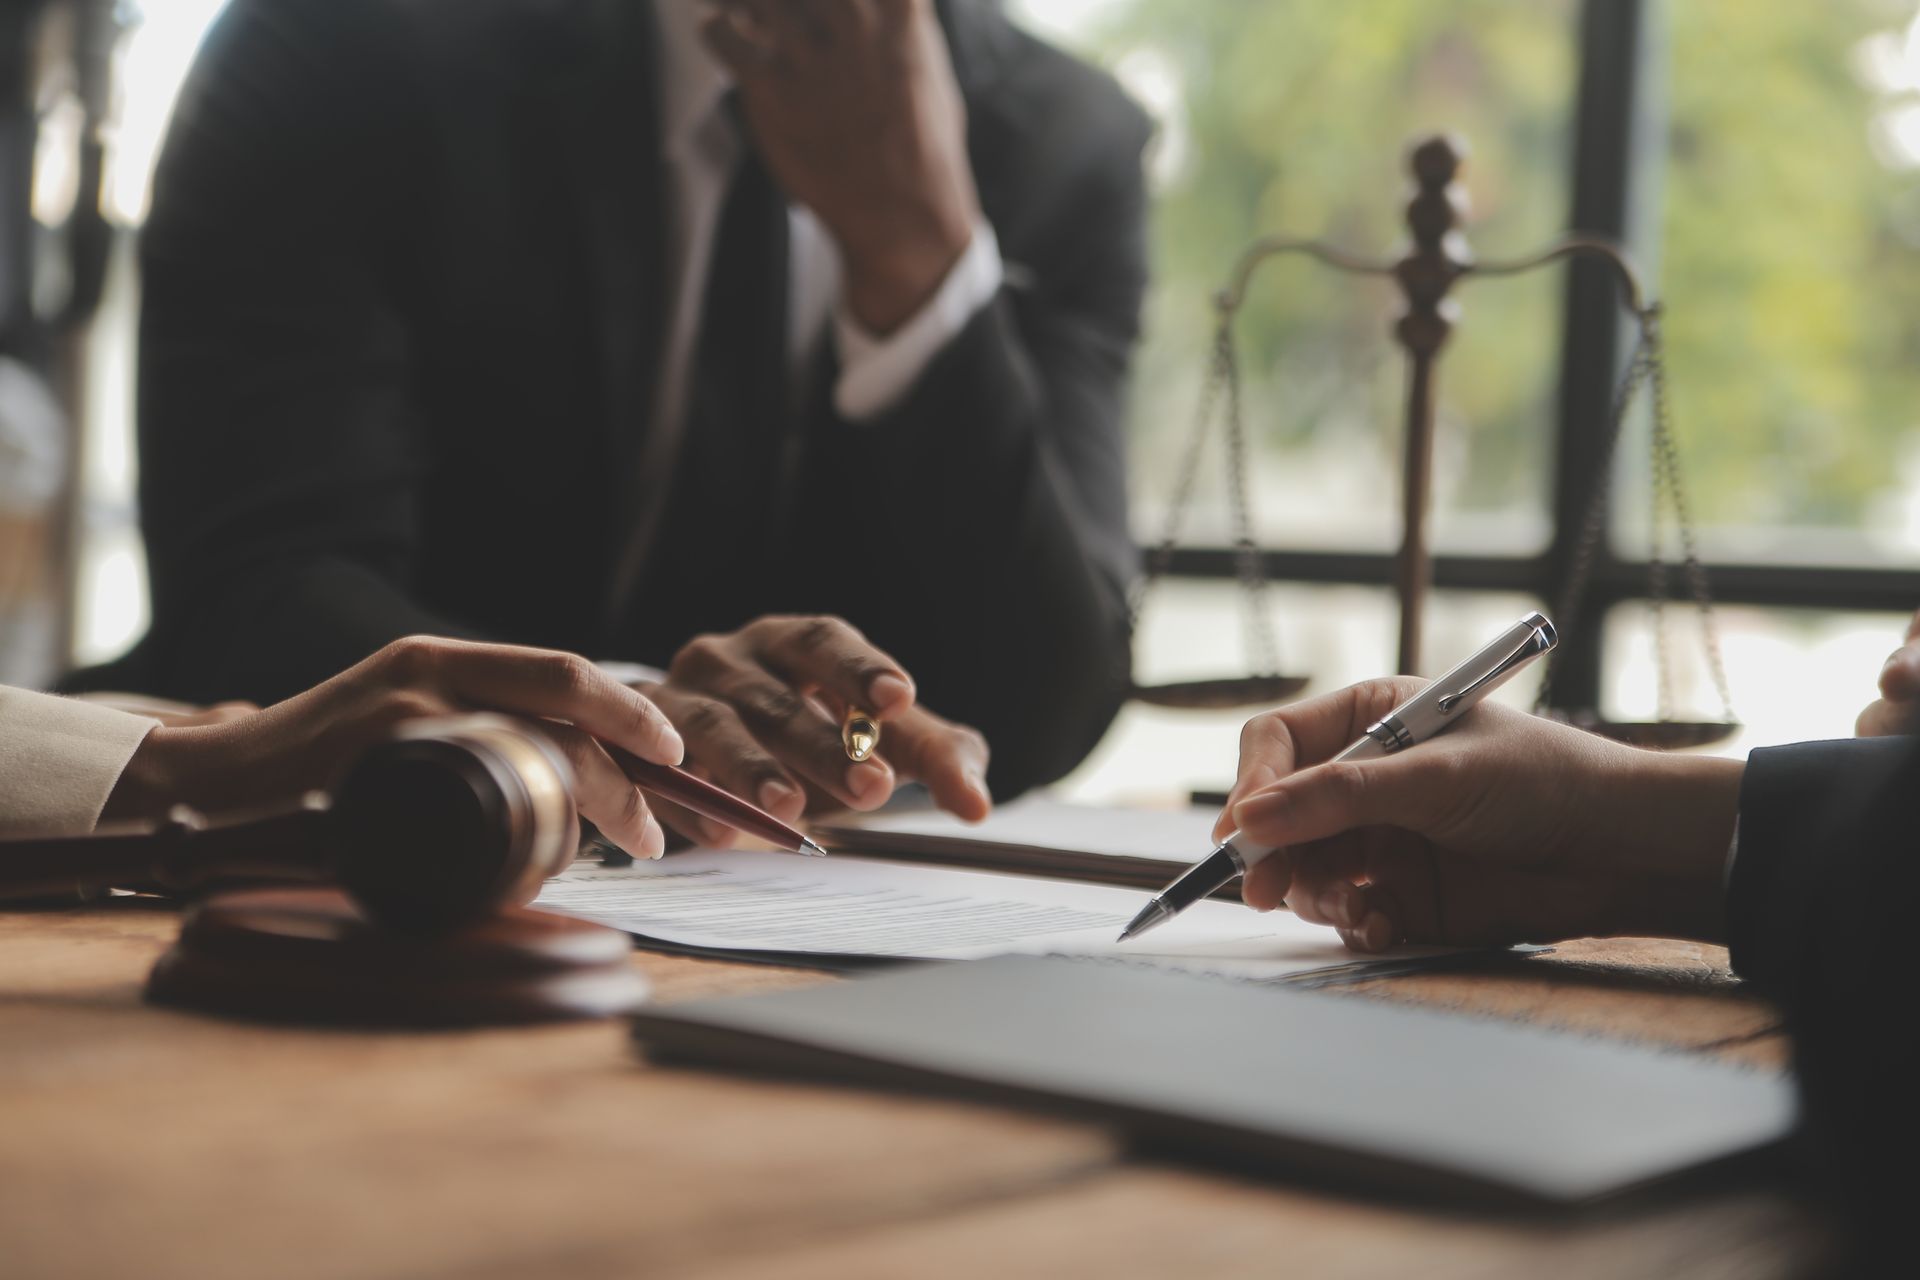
[103,637,684,859]
[1221,679,1744,953]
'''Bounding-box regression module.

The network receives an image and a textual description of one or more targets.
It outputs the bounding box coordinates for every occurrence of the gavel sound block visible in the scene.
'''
[147,887,646,1026]
[0,716,648,1026]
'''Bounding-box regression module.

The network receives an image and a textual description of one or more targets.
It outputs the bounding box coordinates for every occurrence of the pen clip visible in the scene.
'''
[1435,627,1551,714]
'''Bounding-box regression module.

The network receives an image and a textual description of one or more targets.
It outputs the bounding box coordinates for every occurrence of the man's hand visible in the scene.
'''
[103,637,685,859]
[641,614,991,844]
[1856,609,1920,737]
[1220,680,1745,954]
[703,0,980,333]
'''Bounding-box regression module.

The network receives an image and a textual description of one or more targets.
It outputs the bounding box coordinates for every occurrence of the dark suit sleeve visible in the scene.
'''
[1727,736,1916,990]
[135,0,473,705]
[1726,736,1919,1260]
[804,95,1149,799]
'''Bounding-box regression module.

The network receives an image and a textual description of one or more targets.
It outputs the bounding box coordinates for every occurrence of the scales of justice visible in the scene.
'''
[1131,133,1739,749]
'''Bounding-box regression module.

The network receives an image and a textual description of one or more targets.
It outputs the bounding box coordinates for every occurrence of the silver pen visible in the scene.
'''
[1117,611,1558,942]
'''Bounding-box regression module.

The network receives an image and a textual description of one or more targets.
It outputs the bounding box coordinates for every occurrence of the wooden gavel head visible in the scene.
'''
[0,714,582,934]
[329,716,581,932]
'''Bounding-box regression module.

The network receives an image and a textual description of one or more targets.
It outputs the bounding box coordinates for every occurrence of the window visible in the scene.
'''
[66,0,230,668]
[1632,0,1920,565]
[1016,0,1920,800]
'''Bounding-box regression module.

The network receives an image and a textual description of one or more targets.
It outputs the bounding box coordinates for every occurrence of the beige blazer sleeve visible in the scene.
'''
[0,686,158,837]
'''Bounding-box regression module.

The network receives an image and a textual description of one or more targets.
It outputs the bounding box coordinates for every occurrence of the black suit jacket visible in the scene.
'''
[132,0,1148,797]
[1729,735,1919,1265]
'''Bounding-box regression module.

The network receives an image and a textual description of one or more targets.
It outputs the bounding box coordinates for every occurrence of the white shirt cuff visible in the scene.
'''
[833,219,1004,422]
[0,687,158,836]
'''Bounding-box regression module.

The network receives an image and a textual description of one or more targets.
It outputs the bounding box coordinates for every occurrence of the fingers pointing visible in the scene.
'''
[880,705,991,821]
[400,638,684,766]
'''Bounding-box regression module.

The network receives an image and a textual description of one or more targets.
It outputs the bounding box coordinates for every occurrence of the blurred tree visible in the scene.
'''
[1657,0,1920,543]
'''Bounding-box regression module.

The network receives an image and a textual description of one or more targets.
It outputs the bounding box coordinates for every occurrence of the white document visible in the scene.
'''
[535,851,1456,983]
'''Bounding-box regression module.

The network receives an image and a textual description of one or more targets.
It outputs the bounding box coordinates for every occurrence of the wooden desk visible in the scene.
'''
[0,902,1827,1278]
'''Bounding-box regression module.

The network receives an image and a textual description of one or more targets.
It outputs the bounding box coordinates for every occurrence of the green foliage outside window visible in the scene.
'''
[1661,0,1920,540]
[1068,0,1920,553]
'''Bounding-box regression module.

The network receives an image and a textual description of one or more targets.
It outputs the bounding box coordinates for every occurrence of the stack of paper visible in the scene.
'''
[535,851,1455,984]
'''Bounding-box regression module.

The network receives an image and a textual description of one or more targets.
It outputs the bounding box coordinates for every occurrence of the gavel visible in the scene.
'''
[0,716,581,932]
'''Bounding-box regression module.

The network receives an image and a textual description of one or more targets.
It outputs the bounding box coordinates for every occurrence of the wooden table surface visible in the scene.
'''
[0,899,1829,1279]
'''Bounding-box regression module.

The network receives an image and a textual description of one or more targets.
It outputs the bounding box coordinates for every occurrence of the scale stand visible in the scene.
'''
[1135,133,1737,744]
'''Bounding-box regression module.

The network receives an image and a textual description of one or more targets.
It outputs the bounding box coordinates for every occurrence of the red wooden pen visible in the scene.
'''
[604,745,828,856]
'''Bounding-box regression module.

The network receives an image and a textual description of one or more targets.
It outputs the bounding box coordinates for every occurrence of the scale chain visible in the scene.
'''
[1130,319,1232,626]
[1535,331,1653,712]
[1649,336,1675,722]
[1130,311,1284,681]
[1644,313,1737,721]
[1534,305,1736,725]
[1217,324,1284,679]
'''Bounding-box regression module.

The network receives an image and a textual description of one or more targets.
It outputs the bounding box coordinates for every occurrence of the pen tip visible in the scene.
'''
[1116,900,1169,944]
[799,837,829,858]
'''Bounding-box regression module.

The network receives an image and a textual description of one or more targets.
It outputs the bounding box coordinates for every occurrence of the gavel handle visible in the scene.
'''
[0,801,337,905]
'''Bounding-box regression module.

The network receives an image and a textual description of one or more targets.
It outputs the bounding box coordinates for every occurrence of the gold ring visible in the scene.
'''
[842,707,880,762]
